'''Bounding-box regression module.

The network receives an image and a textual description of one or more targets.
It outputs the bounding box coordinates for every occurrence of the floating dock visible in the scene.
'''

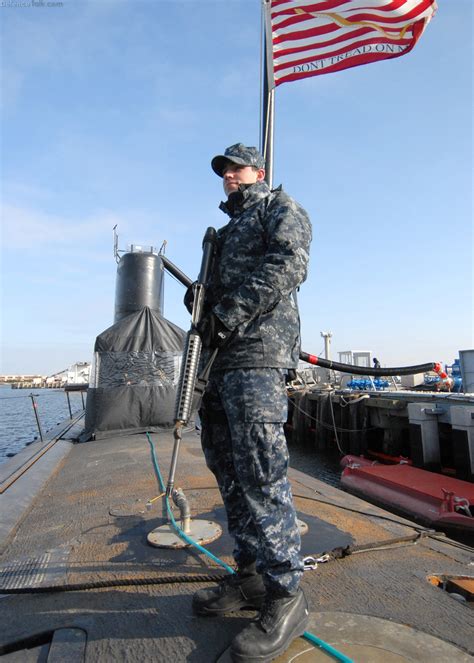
[341,460,474,538]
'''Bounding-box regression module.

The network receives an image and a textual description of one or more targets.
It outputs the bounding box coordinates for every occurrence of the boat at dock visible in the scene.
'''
[288,383,474,543]
[341,458,474,540]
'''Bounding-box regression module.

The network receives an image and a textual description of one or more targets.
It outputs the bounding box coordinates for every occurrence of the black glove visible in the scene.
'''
[197,313,233,349]
[285,369,297,384]
[183,281,196,314]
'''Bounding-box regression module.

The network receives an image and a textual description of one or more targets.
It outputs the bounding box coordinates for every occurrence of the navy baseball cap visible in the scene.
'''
[211,143,265,177]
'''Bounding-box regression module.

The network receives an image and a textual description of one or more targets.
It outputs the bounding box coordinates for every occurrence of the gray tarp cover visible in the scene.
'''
[83,307,186,440]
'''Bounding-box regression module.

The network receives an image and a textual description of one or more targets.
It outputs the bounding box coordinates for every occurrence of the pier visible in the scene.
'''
[0,362,91,390]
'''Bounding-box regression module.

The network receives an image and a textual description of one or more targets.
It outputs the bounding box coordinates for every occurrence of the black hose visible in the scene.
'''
[300,352,438,377]
[160,255,193,289]
[157,257,444,380]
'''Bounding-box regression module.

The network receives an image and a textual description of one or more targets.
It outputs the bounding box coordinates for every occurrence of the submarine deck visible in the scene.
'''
[0,425,473,662]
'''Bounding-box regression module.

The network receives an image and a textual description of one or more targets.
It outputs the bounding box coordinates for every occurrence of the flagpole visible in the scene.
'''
[261,0,274,188]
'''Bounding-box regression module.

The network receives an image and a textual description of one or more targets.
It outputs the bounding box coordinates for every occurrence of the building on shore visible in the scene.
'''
[0,362,91,389]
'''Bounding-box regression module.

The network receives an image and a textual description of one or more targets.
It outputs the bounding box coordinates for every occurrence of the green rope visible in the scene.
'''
[145,432,354,662]
[303,631,354,662]
[146,432,234,574]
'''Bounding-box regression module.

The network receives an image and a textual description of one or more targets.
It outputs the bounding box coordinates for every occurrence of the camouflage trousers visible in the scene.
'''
[200,367,303,595]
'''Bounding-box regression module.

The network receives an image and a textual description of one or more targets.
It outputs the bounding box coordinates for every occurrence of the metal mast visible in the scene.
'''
[261,0,274,188]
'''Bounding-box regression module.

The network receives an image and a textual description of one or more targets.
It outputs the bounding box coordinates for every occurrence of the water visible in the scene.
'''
[1,386,469,546]
[0,381,342,480]
[289,443,342,488]
[0,385,85,464]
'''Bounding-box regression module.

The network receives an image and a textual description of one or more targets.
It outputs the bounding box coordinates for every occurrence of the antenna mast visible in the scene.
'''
[113,225,120,263]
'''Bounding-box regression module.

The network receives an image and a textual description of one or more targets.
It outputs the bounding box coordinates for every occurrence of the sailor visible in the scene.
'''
[190,143,312,662]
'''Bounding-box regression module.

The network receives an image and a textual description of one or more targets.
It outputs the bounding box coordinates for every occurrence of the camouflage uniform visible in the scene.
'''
[201,146,312,596]
[206,179,311,371]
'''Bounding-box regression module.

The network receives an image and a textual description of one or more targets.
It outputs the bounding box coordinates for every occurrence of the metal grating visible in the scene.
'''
[0,552,52,590]
[0,548,69,592]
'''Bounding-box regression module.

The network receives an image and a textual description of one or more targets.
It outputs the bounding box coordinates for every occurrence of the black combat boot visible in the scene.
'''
[192,563,266,616]
[230,587,309,662]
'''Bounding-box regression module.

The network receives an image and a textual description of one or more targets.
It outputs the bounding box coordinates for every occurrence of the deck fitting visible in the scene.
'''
[147,519,222,548]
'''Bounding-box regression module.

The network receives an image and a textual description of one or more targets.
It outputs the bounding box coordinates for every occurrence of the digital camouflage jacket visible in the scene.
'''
[206,180,312,370]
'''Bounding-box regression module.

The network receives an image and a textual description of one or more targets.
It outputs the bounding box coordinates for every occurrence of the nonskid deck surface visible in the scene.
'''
[0,428,473,662]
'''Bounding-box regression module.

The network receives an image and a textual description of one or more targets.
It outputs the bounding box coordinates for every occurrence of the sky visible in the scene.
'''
[1,0,472,376]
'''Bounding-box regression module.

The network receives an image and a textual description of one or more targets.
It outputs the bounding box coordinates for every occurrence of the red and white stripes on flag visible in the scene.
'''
[266,0,437,87]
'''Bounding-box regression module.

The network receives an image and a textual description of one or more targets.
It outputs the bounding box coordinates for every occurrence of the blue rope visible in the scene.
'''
[145,432,353,663]
[146,432,234,574]
[303,631,354,662]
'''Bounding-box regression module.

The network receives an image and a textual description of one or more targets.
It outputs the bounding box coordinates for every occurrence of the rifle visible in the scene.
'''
[165,227,217,502]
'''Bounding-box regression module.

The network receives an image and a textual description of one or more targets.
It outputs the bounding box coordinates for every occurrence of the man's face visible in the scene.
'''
[222,163,265,197]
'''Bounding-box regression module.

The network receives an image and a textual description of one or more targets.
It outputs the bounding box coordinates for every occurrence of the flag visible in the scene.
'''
[266,0,437,87]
